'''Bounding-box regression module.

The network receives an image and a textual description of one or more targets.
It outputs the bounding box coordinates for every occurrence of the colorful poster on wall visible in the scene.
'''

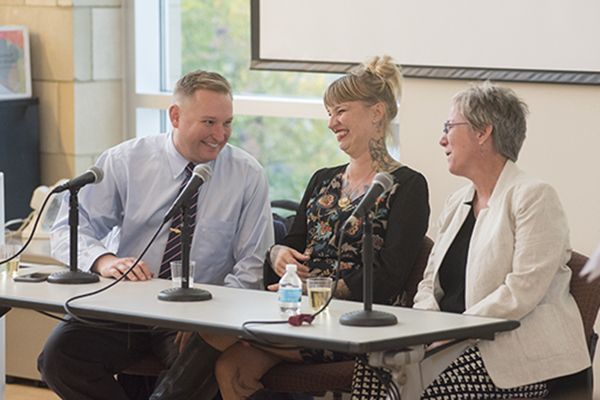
[0,26,31,100]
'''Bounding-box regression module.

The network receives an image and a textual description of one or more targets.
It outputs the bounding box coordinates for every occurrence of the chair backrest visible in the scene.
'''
[264,200,301,288]
[271,199,300,234]
[567,251,600,350]
[403,236,434,307]
[273,219,287,244]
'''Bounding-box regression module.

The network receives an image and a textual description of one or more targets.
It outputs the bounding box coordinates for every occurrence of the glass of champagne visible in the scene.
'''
[0,244,21,278]
[307,277,333,313]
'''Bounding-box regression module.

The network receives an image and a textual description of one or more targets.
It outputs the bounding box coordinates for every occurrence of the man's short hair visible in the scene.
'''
[173,70,232,103]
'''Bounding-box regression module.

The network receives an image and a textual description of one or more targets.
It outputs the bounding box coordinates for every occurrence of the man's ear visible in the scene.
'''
[169,104,180,128]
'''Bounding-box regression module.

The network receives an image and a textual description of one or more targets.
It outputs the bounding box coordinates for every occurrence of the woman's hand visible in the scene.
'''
[425,339,455,353]
[269,245,310,280]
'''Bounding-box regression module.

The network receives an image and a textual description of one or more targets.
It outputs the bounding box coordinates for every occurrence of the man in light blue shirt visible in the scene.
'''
[38,70,274,400]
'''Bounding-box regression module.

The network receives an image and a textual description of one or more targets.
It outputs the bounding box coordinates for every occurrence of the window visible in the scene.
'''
[126,0,347,202]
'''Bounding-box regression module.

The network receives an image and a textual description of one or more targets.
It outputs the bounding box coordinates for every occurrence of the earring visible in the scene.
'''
[373,120,378,124]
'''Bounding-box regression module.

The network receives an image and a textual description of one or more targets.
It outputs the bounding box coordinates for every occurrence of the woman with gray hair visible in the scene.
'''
[408,82,590,399]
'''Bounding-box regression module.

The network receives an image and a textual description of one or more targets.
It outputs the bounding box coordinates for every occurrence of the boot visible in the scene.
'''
[150,333,222,400]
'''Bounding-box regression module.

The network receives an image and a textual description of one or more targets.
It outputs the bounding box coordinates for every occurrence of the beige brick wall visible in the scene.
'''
[0,0,122,186]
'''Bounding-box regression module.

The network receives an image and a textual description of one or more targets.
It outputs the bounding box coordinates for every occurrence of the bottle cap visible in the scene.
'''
[285,264,297,272]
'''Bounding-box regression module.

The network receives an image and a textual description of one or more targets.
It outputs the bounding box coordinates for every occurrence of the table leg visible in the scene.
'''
[369,340,474,400]
[369,346,425,400]
[1,315,5,400]
[0,308,12,400]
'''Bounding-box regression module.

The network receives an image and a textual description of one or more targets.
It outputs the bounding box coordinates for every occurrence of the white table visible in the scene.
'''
[0,268,519,399]
[0,269,518,352]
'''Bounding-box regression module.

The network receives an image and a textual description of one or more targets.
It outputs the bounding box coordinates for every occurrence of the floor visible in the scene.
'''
[5,381,59,400]
[3,381,350,400]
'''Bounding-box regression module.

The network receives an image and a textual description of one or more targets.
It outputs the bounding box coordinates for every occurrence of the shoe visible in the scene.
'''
[150,333,222,400]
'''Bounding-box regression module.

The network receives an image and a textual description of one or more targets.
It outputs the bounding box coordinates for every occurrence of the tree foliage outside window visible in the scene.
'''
[178,0,347,203]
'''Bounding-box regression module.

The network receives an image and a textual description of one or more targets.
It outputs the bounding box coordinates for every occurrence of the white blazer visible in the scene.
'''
[413,161,590,388]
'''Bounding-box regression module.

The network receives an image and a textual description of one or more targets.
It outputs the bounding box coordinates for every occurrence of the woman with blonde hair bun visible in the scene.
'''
[265,54,429,306]
[149,55,430,400]
[324,54,402,142]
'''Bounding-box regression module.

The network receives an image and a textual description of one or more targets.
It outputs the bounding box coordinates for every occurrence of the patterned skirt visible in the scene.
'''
[350,346,550,400]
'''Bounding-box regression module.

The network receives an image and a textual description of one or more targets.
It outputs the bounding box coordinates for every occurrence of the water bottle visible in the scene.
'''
[278,264,302,315]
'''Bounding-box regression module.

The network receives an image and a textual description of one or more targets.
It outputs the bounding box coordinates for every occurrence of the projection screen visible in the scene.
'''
[251,0,600,85]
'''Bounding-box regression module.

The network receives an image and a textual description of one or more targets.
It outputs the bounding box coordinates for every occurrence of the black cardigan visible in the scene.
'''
[283,164,430,304]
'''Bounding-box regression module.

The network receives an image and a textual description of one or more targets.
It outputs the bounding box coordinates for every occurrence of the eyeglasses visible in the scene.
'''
[443,122,469,135]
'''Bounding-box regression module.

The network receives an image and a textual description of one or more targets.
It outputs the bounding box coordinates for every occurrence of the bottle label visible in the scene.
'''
[279,287,302,303]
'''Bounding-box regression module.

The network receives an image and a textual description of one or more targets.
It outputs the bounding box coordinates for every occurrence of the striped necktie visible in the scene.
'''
[159,163,198,279]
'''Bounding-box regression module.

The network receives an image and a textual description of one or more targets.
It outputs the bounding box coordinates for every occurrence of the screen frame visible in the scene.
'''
[250,0,600,86]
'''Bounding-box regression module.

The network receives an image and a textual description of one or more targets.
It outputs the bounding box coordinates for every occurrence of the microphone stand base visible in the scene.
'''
[48,270,100,284]
[158,287,212,302]
[339,310,398,327]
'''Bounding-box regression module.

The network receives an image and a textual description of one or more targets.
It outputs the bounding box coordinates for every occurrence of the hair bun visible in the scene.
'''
[364,55,402,100]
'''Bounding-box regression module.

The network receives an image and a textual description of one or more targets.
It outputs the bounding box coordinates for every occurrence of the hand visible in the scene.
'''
[92,254,154,281]
[270,245,310,280]
[174,331,193,352]
[425,339,455,353]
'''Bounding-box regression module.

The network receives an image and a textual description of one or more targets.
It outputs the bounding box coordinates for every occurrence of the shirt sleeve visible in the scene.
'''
[223,166,274,289]
[50,152,122,271]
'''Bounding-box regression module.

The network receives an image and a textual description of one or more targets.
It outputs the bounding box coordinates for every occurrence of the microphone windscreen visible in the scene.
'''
[89,166,104,184]
[193,164,212,183]
[372,171,394,192]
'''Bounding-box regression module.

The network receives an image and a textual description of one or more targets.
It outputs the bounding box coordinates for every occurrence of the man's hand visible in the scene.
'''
[270,245,310,280]
[92,254,154,281]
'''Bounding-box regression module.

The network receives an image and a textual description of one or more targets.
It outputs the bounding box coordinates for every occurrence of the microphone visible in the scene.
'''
[52,166,104,194]
[345,172,394,227]
[163,164,212,222]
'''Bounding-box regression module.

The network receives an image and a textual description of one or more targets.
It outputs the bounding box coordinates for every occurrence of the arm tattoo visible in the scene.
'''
[270,245,281,267]
[333,279,353,300]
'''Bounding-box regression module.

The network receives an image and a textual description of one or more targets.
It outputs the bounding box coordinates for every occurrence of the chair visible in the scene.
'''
[271,200,300,234]
[260,236,435,395]
[507,250,600,400]
[265,200,301,287]
[402,236,434,307]
[566,251,600,357]
[541,251,600,400]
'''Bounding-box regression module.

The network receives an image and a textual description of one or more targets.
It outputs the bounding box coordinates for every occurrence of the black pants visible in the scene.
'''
[37,318,179,400]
